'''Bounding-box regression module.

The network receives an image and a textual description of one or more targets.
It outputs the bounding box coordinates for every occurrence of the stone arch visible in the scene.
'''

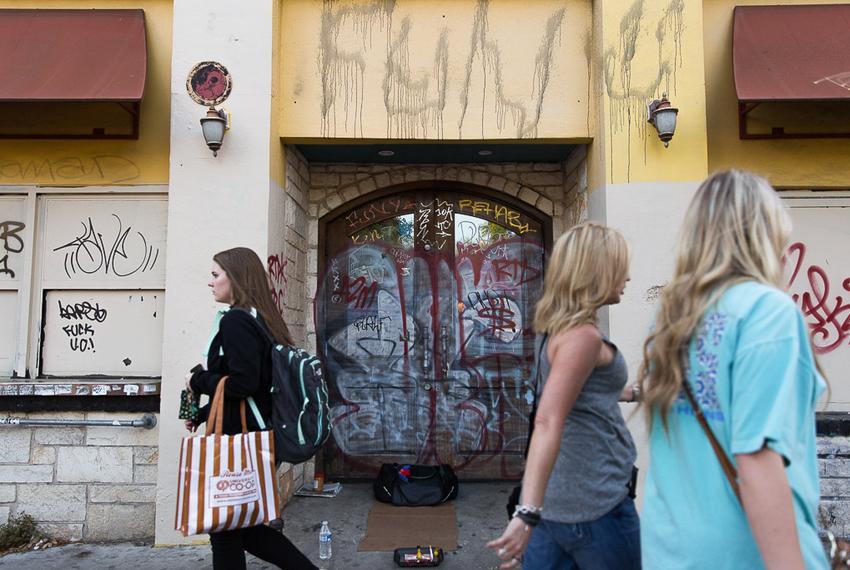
[314,165,552,219]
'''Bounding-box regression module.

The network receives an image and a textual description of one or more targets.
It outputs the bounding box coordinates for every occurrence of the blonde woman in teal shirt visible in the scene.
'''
[638,170,828,569]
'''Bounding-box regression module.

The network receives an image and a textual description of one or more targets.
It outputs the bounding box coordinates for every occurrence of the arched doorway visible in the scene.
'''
[317,183,550,479]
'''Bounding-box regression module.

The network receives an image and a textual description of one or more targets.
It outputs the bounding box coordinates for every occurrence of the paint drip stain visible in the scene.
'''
[383,18,449,138]
[318,0,566,140]
[319,0,396,137]
[458,0,566,139]
[603,0,685,181]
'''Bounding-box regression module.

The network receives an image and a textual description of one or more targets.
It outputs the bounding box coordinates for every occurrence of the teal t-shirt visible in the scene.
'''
[642,281,828,570]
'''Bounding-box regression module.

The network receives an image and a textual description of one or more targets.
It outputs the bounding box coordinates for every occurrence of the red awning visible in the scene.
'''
[0,9,146,102]
[733,5,850,102]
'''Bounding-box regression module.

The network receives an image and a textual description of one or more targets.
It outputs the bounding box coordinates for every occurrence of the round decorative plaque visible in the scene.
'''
[186,61,232,107]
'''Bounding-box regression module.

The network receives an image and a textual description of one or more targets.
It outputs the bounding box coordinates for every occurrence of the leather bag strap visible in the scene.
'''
[206,376,228,437]
[681,380,742,502]
[205,375,249,436]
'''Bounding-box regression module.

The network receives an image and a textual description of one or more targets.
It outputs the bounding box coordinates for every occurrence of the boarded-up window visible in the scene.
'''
[40,197,166,287]
[784,195,850,410]
[36,196,167,378]
[0,196,27,376]
[41,290,164,376]
[0,291,17,376]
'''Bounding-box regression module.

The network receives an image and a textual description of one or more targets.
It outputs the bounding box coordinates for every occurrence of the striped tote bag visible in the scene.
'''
[175,377,280,536]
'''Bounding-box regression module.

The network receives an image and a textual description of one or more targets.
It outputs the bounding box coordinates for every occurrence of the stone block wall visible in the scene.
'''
[281,145,311,349]
[818,435,850,540]
[0,412,158,541]
[276,145,313,503]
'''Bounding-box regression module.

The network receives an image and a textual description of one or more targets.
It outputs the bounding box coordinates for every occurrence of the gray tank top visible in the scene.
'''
[535,332,637,523]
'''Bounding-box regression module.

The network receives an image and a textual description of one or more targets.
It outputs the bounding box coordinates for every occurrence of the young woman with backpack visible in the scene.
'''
[185,246,317,570]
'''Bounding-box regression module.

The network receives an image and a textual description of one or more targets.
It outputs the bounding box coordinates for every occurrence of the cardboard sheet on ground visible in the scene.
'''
[358,501,458,552]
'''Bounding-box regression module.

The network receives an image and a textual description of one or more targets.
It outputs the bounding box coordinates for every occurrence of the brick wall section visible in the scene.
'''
[277,145,313,504]
[282,145,311,348]
[301,150,590,349]
[0,412,158,541]
[819,436,850,540]
[562,146,589,229]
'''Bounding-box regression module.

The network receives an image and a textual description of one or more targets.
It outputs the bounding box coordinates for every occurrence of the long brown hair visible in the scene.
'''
[213,247,294,346]
[637,170,792,430]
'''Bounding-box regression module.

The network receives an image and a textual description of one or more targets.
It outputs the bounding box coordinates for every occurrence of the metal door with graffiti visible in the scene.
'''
[317,186,548,479]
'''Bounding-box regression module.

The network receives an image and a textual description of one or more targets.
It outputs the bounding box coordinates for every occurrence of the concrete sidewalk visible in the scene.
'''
[0,482,515,569]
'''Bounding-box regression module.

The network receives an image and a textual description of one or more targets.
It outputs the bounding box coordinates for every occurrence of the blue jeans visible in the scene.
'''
[523,496,641,570]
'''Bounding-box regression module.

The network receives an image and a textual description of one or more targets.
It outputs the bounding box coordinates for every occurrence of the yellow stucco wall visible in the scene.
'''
[704,0,850,188]
[279,0,592,141]
[590,0,708,188]
[0,0,172,186]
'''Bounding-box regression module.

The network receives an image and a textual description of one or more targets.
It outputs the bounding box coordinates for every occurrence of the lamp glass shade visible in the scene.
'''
[653,108,678,137]
[201,116,226,149]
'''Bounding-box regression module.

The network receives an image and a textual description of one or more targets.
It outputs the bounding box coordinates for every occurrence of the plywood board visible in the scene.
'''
[0,196,27,286]
[41,290,164,377]
[40,197,166,288]
[0,291,17,376]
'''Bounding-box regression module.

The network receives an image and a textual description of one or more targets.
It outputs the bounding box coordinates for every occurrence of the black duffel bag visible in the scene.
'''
[374,463,459,506]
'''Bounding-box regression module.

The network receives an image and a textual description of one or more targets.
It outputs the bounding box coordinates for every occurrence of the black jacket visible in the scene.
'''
[190,309,273,435]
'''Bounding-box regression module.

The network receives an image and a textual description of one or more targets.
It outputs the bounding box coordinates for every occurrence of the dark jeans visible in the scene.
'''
[523,496,641,570]
[209,524,317,570]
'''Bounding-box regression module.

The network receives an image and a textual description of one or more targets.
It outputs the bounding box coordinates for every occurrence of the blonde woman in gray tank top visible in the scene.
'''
[488,222,641,570]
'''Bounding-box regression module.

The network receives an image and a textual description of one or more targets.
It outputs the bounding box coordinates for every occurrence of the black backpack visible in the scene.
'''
[374,463,459,506]
[237,309,332,465]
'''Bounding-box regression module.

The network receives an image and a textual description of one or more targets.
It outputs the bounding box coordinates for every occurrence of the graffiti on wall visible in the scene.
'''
[458,1,565,139]
[0,220,25,278]
[0,155,140,184]
[57,299,108,354]
[317,0,569,139]
[786,241,850,355]
[268,253,288,315]
[458,199,536,235]
[345,196,417,232]
[42,291,163,376]
[603,0,685,180]
[317,231,543,477]
[52,214,159,279]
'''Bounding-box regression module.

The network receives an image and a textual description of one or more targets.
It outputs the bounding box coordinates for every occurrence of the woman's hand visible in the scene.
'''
[487,516,532,569]
[619,383,640,402]
[184,420,198,433]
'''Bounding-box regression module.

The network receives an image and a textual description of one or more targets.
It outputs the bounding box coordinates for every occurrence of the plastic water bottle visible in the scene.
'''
[319,520,332,562]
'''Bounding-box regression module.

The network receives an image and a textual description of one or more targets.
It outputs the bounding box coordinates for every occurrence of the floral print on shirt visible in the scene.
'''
[675,311,729,421]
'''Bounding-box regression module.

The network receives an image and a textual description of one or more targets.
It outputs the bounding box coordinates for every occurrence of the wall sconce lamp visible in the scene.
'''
[200,107,229,156]
[647,93,678,148]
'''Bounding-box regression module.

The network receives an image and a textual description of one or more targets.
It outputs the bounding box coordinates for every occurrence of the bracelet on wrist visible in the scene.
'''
[514,504,543,516]
[513,510,541,527]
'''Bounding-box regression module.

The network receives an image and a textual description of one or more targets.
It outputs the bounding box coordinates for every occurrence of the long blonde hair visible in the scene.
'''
[534,222,630,334]
[637,170,792,429]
